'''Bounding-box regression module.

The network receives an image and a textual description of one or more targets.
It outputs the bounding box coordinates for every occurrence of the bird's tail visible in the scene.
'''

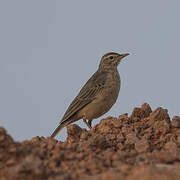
[50,123,66,138]
[51,115,79,138]
[50,114,80,138]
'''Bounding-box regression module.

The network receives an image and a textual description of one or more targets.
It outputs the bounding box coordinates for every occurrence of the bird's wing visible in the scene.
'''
[60,70,108,124]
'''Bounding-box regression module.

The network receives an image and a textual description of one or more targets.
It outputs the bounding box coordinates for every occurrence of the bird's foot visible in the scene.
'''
[83,119,92,129]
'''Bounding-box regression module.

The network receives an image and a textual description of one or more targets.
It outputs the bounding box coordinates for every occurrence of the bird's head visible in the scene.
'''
[99,52,129,70]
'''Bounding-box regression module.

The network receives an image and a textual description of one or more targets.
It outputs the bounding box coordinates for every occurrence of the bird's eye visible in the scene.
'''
[109,56,114,60]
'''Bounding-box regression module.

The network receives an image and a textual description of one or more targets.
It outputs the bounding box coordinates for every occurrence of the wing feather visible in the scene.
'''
[59,70,108,124]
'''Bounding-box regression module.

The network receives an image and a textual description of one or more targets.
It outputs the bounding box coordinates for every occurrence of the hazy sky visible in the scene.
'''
[0,0,180,141]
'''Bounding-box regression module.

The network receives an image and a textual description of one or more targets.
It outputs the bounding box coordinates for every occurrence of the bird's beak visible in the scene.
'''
[117,53,129,64]
[119,53,129,59]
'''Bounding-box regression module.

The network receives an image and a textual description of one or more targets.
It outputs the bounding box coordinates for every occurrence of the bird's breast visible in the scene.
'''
[89,72,120,118]
[78,70,121,120]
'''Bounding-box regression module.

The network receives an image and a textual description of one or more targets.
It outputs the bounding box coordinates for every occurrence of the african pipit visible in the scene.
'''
[51,52,129,138]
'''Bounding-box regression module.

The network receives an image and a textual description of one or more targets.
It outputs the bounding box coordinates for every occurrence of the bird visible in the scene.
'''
[51,52,129,138]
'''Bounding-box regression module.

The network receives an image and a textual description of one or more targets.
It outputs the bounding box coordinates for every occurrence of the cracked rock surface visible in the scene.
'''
[0,103,180,179]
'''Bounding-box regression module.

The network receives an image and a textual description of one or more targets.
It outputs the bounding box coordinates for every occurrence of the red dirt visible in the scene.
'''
[0,103,180,179]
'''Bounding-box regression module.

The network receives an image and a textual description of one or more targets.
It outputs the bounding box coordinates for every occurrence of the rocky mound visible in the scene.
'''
[0,103,180,180]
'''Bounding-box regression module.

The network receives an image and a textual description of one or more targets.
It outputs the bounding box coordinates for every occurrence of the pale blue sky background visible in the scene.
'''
[0,0,180,141]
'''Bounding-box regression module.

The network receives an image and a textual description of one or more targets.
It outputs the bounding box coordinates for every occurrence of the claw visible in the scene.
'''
[83,119,92,129]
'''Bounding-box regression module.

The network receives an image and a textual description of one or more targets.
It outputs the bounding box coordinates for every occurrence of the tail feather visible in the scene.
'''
[51,115,79,138]
[50,123,66,138]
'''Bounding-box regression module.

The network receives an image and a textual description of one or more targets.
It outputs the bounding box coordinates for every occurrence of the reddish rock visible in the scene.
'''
[149,107,170,123]
[0,103,180,179]
[135,139,150,153]
[172,116,180,128]
[127,165,180,180]
[126,132,139,145]
[67,124,85,143]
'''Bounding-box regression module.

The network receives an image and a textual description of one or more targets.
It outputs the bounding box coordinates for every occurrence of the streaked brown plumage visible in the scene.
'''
[51,52,129,138]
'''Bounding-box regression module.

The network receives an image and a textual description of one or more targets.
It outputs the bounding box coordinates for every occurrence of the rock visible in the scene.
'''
[149,107,170,123]
[172,116,180,128]
[135,139,150,153]
[130,103,152,120]
[127,165,180,180]
[0,103,180,179]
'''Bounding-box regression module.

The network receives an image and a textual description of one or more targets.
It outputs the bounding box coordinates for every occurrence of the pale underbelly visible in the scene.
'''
[78,88,119,120]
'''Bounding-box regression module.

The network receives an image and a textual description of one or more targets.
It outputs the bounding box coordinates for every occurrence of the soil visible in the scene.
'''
[0,103,180,180]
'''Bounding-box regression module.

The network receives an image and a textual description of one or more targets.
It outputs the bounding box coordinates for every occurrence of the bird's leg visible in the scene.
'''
[88,119,92,129]
[83,119,92,129]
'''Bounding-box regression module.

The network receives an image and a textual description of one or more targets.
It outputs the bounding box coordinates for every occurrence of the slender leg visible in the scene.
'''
[83,119,92,129]
[88,119,92,129]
